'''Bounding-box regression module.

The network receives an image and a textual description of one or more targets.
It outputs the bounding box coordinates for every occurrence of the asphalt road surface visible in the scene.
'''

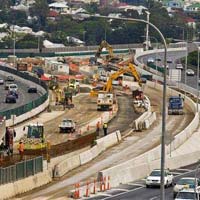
[138,50,199,90]
[87,163,200,200]
[0,73,41,112]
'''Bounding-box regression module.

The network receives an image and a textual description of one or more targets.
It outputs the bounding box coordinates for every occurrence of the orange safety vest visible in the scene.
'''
[18,143,24,152]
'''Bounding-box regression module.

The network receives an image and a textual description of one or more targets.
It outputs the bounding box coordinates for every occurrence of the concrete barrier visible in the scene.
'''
[0,170,52,200]
[54,155,81,177]
[54,131,122,178]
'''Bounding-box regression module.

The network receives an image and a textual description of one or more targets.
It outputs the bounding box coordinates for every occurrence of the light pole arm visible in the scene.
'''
[84,14,167,200]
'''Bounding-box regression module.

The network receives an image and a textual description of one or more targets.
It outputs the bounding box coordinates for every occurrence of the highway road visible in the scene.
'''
[0,73,41,112]
[87,163,200,200]
[137,50,199,90]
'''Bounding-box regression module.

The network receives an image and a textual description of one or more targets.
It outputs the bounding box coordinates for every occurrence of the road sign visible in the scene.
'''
[169,69,181,82]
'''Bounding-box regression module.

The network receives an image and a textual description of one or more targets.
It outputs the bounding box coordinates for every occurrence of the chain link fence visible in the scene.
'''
[0,156,43,185]
[0,65,48,120]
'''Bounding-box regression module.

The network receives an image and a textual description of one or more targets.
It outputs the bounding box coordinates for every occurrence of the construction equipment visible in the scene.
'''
[90,63,142,97]
[95,40,122,63]
[97,92,113,111]
[168,95,184,115]
[22,124,46,150]
[59,119,76,133]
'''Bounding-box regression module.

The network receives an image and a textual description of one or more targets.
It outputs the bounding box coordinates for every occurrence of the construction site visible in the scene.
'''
[0,40,197,200]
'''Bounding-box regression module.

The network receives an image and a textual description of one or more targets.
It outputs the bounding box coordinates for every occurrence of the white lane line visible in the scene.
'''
[150,196,159,200]
[128,183,146,187]
[176,168,192,172]
[102,186,145,200]
[171,172,182,175]
[109,188,129,192]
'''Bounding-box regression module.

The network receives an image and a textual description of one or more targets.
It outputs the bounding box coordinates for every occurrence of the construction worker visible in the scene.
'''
[103,122,108,136]
[18,141,24,160]
[96,121,100,136]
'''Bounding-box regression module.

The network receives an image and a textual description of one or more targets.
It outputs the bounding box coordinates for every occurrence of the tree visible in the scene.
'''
[30,0,49,27]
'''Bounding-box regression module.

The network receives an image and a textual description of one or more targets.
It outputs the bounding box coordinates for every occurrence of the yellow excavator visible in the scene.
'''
[95,40,122,63]
[90,63,142,97]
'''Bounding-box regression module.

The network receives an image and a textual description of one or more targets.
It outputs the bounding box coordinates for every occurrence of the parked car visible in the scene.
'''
[5,95,16,103]
[0,78,4,85]
[176,63,184,70]
[8,84,18,92]
[186,69,195,76]
[173,177,200,198]
[175,188,200,200]
[146,169,174,188]
[6,76,15,82]
[59,119,76,133]
[28,86,37,93]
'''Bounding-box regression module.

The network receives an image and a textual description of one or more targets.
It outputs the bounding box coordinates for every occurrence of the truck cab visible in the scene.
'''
[168,96,184,115]
[97,92,113,111]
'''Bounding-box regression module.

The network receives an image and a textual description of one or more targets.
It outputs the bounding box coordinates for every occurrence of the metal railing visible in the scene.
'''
[0,156,43,185]
[0,65,48,120]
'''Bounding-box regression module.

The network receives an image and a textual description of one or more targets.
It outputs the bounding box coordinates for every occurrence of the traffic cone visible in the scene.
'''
[107,176,110,190]
[85,181,90,197]
[103,177,106,191]
[93,179,96,194]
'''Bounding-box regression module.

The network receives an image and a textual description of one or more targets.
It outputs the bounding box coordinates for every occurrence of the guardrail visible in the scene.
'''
[0,66,48,120]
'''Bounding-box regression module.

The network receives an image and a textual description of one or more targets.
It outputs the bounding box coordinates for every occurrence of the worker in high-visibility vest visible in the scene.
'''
[18,141,24,160]
[103,122,108,136]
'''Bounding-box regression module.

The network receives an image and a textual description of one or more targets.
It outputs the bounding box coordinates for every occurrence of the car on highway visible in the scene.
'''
[4,82,11,90]
[173,177,200,198]
[186,69,195,76]
[8,90,18,99]
[5,94,16,103]
[28,86,37,93]
[167,58,173,64]
[8,84,18,92]
[175,188,200,200]
[0,78,4,85]
[155,57,162,62]
[176,63,184,70]
[147,57,155,63]
[145,169,174,188]
[6,75,15,82]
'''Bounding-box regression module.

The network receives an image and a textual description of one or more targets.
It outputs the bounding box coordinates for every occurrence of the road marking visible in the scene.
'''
[109,188,129,192]
[127,183,146,187]
[101,186,145,200]
[150,196,159,200]
[176,168,192,172]
[171,171,182,175]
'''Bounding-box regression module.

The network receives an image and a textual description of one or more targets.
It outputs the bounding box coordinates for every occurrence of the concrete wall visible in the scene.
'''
[0,170,52,200]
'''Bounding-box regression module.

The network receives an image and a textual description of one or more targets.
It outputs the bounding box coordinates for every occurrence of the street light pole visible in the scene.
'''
[145,11,150,50]
[81,14,168,200]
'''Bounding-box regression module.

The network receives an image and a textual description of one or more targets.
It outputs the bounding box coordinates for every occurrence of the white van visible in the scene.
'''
[8,84,18,92]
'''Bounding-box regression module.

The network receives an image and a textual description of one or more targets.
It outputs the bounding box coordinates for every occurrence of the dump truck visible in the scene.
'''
[22,124,47,150]
[97,92,113,111]
[168,96,184,115]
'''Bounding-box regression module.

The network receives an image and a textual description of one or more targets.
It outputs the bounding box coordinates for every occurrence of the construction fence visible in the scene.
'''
[0,156,43,185]
[0,65,48,120]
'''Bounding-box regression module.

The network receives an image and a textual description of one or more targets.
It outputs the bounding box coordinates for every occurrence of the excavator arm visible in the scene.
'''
[95,40,114,59]
[103,63,142,92]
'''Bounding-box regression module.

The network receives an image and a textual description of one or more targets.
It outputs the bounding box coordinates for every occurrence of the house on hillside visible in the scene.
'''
[184,3,200,12]
[49,2,71,14]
